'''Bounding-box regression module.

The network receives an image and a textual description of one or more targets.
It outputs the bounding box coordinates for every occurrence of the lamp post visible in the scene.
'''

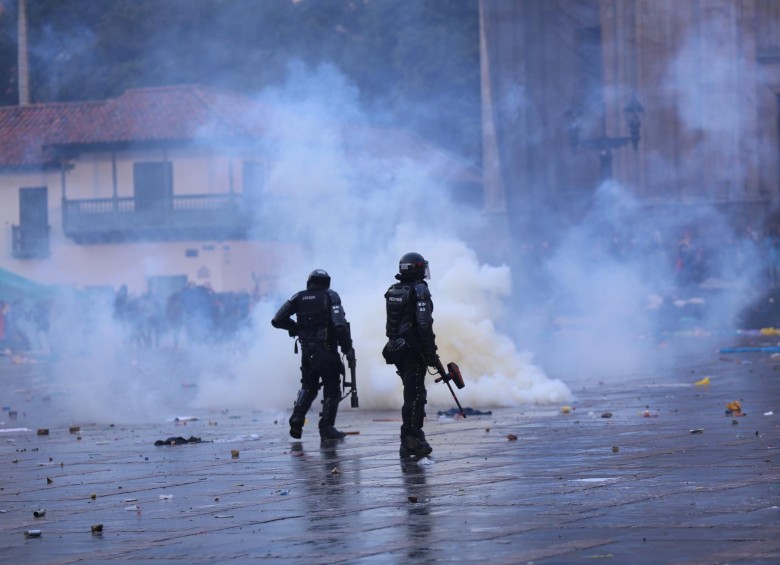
[565,92,644,183]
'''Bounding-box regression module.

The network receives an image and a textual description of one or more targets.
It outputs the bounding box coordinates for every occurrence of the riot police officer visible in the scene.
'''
[272,269,355,441]
[382,252,438,458]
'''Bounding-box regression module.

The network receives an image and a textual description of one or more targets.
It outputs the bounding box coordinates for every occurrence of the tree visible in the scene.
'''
[2,0,481,160]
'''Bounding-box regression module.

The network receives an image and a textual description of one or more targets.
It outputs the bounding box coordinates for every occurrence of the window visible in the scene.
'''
[134,162,173,212]
[12,187,50,259]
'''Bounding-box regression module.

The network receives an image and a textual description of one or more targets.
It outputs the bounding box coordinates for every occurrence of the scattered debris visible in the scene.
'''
[231,449,240,459]
[36,429,49,436]
[561,406,572,414]
[694,376,710,386]
[436,407,492,417]
[764,411,774,416]
[91,524,103,533]
[506,434,518,441]
[408,496,418,503]
[330,466,341,475]
[719,346,780,353]
[690,428,704,434]
[159,494,173,500]
[601,412,613,419]
[612,446,619,453]
[154,436,204,446]
[344,431,360,435]
[214,515,234,518]
[46,477,52,484]
[726,401,744,417]
[69,426,80,434]
[24,529,42,538]
[33,509,46,518]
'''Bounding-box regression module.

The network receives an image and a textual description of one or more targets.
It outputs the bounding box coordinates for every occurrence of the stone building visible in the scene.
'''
[479,0,780,252]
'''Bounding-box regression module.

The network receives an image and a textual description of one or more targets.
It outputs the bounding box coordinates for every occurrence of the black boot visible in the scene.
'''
[399,380,430,457]
[289,411,305,439]
[319,397,346,441]
[289,388,317,439]
[399,428,432,458]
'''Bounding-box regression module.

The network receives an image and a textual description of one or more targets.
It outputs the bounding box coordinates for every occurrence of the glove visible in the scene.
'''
[424,353,440,368]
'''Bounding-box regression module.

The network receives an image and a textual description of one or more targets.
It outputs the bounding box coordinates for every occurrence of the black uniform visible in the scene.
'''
[382,252,437,458]
[272,270,353,441]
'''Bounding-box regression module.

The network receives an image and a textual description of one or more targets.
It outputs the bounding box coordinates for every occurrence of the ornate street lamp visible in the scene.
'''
[566,92,644,182]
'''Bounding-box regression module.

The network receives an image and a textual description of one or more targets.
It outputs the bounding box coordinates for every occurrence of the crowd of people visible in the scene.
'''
[0,282,255,354]
[113,282,255,349]
[515,222,780,294]
[0,296,51,353]
[3,222,780,355]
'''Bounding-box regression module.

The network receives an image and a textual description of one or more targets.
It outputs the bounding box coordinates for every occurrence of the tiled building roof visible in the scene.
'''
[0,84,480,185]
[0,101,102,167]
[0,85,267,168]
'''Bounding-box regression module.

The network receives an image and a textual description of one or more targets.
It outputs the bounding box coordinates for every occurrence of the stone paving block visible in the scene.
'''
[1,346,779,563]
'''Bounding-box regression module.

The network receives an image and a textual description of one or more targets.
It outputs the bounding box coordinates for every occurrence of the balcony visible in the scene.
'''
[12,225,51,259]
[62,194,254,243]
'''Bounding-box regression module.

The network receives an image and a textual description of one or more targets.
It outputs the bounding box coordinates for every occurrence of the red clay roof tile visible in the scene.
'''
[0,85,267,167]
[0,84,480,185]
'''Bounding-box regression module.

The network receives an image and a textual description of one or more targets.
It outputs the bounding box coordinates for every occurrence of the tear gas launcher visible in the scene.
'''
[434,359,466,418]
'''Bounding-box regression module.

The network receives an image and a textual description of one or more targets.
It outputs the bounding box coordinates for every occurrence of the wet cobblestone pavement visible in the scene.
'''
[1,342,779,564]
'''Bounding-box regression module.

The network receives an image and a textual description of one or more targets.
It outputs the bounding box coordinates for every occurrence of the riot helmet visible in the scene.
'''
[398,252,430,281]
[306,269,331,290]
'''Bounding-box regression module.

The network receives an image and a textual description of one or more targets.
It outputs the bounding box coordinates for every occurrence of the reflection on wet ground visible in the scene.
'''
[1,345,779,563]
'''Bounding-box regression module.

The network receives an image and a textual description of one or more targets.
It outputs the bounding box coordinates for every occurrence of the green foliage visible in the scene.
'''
[0,0,480,159]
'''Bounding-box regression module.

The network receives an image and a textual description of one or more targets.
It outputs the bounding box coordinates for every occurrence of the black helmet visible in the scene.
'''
[398,252,430,281]
[307,269,331,290]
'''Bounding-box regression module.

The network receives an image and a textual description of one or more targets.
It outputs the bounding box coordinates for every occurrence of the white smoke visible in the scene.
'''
[24,62,573,426]
[194,63,571,412]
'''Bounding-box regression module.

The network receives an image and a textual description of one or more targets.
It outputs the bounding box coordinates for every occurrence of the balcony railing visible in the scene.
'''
[12,225,51,259]
[62,193,254,243]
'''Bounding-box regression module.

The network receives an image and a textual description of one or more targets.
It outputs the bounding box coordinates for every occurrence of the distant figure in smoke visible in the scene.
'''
[271,269,355,441]
[382,252,438,458]
[675,230,705,290]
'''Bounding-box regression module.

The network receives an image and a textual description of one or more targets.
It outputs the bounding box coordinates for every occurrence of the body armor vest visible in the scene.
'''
[295,289,332,343]
[385,281,436,358]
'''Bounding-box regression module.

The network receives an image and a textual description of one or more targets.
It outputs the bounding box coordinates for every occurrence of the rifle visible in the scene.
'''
[434,359,466,418]
[341,323,359,408]
[344,349,359,408]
